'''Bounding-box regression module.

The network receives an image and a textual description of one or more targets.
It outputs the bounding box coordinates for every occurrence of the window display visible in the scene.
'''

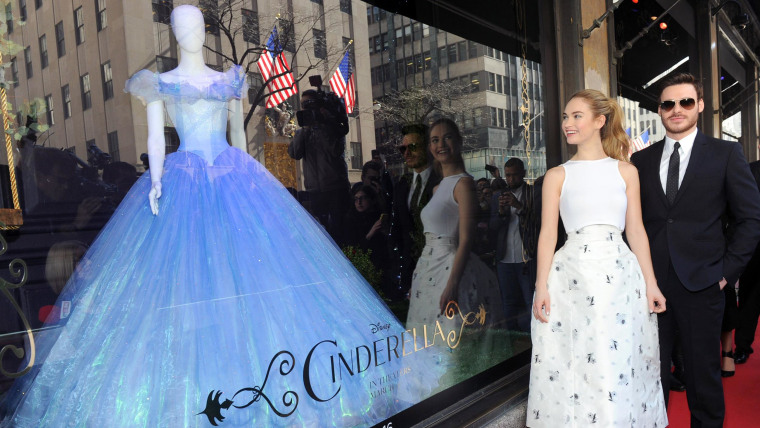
[0,6,444,427]
[0,1,544,426]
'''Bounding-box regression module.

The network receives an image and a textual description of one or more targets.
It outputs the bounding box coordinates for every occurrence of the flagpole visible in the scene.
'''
[638,126,651,137]
[328,40,354,78]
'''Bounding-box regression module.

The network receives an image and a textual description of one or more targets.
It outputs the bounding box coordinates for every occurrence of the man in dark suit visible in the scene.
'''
[734,160,760,365]
[489,158,536,331]
[387,124,441,301]
[631,73,760,427]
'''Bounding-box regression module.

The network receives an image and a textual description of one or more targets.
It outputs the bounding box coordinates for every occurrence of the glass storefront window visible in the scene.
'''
[0,1,550,426]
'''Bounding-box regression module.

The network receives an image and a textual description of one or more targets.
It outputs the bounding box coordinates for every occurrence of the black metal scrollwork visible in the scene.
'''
[0,231,32,378]
[198,350,299,425]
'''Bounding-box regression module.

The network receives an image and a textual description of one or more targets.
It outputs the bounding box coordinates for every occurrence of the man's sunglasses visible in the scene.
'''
[659,98,696,112]
[398,143,419,154]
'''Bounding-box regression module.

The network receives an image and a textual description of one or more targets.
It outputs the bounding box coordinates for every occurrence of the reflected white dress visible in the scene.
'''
[526,158,667,427]
[406,173,502,333]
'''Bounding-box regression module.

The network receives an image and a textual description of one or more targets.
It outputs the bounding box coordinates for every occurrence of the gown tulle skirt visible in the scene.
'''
[2,147,443,427]
[526,225,667,427]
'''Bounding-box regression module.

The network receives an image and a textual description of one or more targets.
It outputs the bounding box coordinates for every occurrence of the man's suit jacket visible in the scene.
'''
[631,132,760,291]
[489,184,537,262]
[388,169,442,295]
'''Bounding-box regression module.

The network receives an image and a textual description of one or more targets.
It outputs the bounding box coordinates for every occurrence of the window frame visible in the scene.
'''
[62,84,72,119]
[313,28,326,59]
[241,9,259,45]
[55,21,65,57]
[6,4,13,34]
[45,94,53,126]
[80,73,91,110]
[74,7,85,45]
[152,0,172,24]
[96,0,107,31]
[10,57,18,86]
[339,0,352,14]
[199,0,220,36]
[107,131,119,162]
[23,45,32,78]
[101,61,113,101]
[38,35,48,69]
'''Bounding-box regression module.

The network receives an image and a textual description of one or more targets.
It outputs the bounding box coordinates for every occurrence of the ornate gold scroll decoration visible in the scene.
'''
[442,301,487,349]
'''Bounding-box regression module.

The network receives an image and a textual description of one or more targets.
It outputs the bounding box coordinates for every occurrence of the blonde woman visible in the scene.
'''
[527,90,667,427]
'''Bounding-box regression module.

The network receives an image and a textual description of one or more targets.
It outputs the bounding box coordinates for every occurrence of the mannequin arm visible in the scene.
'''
[228,98,247,151]
[146,100,166,215]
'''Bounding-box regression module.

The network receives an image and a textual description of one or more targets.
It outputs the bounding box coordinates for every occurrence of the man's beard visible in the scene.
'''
[662,114,698,136]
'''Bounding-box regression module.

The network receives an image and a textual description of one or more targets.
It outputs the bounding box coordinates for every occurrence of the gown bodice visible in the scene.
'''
[125,66,248,165]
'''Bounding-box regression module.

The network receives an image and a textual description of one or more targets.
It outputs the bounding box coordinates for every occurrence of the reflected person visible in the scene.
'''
[406,118,501,330]
[388,124,441,300]
[490,158,536,332]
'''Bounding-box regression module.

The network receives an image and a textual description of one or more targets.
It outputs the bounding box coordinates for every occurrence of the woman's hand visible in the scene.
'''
[149,182,162,215]
[366,217,383,240]
[74,196,104,229]
[439,279,459,315]
[532,286,551,323]
[646,284,667,313]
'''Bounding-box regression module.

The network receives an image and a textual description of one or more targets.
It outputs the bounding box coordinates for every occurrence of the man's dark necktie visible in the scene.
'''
[666,141,681,204]
[410,174,422,211]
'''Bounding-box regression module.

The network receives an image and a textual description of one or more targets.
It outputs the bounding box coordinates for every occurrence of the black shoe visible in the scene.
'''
[669,373,686,391]
[721,351,735,377]
[734,349,751,364]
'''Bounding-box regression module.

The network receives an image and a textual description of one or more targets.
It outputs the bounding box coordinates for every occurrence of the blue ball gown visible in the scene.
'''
[1,66,442,427]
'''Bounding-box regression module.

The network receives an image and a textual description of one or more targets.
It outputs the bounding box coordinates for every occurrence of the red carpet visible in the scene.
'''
[666,331,760,427]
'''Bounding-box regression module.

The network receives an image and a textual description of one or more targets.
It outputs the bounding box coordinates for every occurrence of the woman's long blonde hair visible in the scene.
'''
[45,240,88,295]
[570,89,630,162]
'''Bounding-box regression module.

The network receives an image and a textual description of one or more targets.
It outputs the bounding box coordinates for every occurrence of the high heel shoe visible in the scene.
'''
[721,351,735,377]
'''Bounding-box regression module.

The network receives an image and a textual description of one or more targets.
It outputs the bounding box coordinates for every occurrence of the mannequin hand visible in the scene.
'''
[646,285,667,313]
[533,286,550,323]
[149,182,162,215]
[439,280,459,315]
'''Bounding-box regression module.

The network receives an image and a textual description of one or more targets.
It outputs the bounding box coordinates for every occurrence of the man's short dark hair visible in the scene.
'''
[504,157,525,172]
[301,89,319,99]
[476,177,490,187]
[401,124,429,137]
[659,73,704,100]
[361,160,382,179]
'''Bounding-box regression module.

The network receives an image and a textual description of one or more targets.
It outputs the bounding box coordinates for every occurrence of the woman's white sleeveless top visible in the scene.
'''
[559,157,627,233]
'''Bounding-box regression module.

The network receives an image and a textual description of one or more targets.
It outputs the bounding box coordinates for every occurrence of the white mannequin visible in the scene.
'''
[145,5,246,215]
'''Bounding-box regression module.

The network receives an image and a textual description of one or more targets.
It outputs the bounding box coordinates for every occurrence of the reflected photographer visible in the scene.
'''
[289,76,351,241]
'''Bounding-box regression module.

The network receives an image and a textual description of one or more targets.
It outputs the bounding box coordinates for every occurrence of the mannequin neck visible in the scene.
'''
[174,50,209,76]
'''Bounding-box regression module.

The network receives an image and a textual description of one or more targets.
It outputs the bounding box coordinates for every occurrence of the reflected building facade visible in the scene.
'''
[367,6,547,181]
[4,0,376,185]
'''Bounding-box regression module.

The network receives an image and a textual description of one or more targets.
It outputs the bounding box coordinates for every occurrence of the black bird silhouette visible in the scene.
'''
[198,390,234,426]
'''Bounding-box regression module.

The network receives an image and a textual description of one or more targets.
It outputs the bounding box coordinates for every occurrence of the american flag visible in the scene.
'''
[328,51,355,114]
[257,26,297,108]
[631,129,651,153]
